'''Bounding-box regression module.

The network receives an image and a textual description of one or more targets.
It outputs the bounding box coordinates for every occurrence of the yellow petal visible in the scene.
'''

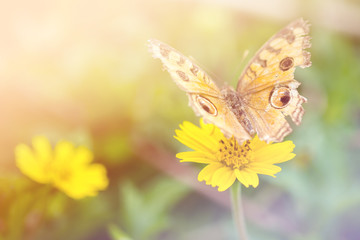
[248,163,282,176]
[217,168,236,192]
[32,136,53,162]
[236,170,259,188]
[72,146,94,165]
[197,163,223,182]
[249,135,269,150]
[255,151,296,164]
[176,151,217,164]
[175,120,296,190]
[53,164,108,199]
[15,144,35,166]
[15,143,52,184]
[211,166,231,188]
[242,170,259,188]
[174,131,217,153]
[254,141,295,163]
[179,158,216,164]
[15,136,109,199]
[200,119,224,140]
[176,121,220,150]
[234,169,249,188]
[54,141,75,165]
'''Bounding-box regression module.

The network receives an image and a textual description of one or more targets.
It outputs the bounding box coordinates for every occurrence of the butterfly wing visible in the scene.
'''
[148,39,251,142]
[237,18,311,142]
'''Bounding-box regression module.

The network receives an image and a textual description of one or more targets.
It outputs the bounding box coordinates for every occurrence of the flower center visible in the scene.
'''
[58,169,72,182]
[217,137,253,169]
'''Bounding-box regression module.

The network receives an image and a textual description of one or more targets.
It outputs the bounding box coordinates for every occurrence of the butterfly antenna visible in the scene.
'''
[241,50,250,66]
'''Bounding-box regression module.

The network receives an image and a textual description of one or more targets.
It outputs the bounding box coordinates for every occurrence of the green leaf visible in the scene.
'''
[119,177,189,240]
[108,224,133,240]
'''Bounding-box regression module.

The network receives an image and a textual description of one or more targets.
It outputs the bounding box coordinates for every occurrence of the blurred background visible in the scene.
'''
[1,0,360,239]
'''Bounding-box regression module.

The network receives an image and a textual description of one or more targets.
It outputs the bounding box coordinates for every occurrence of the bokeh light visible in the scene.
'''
[1,0,360,239]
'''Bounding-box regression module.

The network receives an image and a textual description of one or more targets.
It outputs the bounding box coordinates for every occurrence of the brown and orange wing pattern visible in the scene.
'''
[237,19,311,142]
[148,39,252,142]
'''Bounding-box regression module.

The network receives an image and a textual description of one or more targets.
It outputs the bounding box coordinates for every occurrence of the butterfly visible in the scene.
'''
[148,18,311,143]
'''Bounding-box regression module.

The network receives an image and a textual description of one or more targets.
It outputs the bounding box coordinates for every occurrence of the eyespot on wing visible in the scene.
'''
[196,96,218,116]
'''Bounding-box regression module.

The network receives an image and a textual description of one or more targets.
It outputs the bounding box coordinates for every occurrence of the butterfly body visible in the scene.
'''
[149,19,311,143]
[221,87,255,136]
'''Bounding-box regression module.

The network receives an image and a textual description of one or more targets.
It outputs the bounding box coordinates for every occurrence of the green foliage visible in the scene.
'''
[0,177,67,240]
[310,30,360,126]
[108,224,133,240]
[119,178,189,240]
[1,0,360,239]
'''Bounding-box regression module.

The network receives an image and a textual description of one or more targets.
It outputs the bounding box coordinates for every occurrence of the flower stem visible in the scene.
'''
[230,181,248,240]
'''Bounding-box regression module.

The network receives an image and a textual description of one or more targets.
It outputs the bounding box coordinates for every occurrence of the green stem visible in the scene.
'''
[230,181,248,240]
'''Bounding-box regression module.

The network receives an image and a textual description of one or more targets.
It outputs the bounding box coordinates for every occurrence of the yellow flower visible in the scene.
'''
[15,136,109,199]
[174,120,296,191]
